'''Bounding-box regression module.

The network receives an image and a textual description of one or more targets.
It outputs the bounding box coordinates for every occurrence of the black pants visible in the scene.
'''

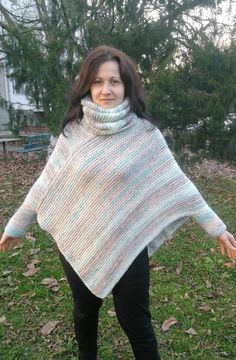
[59,248,161,360]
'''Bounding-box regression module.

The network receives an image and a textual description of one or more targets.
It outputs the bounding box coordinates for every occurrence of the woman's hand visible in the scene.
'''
[0,233,21,252]
[218,231,236,259]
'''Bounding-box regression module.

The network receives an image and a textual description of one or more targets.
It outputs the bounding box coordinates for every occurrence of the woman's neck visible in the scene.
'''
[80,97,137,135]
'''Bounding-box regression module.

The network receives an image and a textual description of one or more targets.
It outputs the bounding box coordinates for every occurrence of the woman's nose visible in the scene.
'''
[101,82,111,94]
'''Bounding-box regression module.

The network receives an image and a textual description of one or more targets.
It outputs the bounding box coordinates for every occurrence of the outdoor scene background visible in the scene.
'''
[0,0,236,163]
[0,2,236,359]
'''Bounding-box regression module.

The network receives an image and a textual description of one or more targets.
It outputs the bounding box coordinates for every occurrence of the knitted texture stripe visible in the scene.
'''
[5,98,226,298]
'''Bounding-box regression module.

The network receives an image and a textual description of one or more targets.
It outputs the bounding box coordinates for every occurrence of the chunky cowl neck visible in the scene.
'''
[81,97,136,135]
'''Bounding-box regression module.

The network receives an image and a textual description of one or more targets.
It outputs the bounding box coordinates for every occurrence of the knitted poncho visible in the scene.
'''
[5,98,226,298]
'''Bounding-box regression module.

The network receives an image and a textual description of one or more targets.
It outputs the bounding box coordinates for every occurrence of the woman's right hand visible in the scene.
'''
[0,233,21,252]
[218,231,236,259]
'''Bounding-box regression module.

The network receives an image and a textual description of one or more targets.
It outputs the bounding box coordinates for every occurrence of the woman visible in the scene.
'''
[1,46,236,360]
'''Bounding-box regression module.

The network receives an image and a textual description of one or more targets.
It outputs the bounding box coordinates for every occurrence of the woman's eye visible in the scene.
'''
[94,80,102,85]
[112,79,120,84]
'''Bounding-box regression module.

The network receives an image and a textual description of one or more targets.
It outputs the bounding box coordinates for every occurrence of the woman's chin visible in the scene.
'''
[96,99,120,109]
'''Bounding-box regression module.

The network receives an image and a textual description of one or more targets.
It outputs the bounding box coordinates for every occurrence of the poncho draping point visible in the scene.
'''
[5,98,226,298]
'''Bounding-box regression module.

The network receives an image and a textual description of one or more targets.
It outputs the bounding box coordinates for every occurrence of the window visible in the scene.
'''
[12,79,26,95]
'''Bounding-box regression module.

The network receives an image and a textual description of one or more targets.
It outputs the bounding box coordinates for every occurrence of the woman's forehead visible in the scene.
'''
[95,60,121,78]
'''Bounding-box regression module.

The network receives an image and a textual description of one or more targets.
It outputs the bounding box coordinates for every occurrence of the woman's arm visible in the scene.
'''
[154,127,235,253]
[4,131,71,238]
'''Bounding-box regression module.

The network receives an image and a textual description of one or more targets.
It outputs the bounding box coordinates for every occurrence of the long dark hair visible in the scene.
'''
[61,45,156,132]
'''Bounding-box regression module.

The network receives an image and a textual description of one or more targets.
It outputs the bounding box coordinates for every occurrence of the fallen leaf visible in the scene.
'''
[28,248,40,256]
[198,305,211,312]
[50,286,60,292]
[185,327,197,335]
[27,259,40,269]
[224,195,234,203]
[9,251,21,258]
[152,266,165,272]
[176,261,183,275]
[2,270,12,277]
[227,310,236,318]
[6,276,13,285]
[183,292,190,299]
[224,261,235,268]
[0,316,7,324]
[25,232,36,242]
[50,343,61,353]
[207,329,212,335]
[205,280,211,288]
[22,268,39,276]
[149,261,156,269]
[41,277,58,287]
[107,309,116,317]
[31,258,40,264]
[21,292,36,298]
[41,320,59,336]
[41,278,59,291]
[161,317,178,331]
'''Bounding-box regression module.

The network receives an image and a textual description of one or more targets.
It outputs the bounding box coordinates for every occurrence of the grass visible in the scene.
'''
[0,163,236,359]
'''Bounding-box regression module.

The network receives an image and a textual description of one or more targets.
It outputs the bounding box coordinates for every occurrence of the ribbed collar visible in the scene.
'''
[80,97,136,135]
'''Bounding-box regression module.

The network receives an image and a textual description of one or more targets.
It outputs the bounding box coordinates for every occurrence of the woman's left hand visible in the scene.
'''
[218,231,236,259]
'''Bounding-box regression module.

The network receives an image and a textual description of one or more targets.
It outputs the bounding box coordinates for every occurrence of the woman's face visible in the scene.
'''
[90,60,125,109]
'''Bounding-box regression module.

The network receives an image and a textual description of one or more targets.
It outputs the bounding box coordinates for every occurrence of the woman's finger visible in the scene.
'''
[218,240,225,256]
[229,247,236,259]
[226,247,233,259]
[228,234,236,248]
[218,238,236,259]
[8,239,16,251]
[16,238,21,247]
[0,243,6,252]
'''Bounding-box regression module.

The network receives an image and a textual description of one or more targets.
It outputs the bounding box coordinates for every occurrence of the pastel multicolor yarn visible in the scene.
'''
[5,98,226,298]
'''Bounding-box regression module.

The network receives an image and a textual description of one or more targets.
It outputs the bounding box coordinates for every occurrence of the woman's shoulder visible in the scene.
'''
[63,120,79,134]
[137,116,162,136]
[136,117,170,152]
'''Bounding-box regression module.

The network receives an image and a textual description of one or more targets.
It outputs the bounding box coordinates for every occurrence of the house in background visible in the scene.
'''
[0,0,42,133]
[0,66,39,132]
[0,66,9,131]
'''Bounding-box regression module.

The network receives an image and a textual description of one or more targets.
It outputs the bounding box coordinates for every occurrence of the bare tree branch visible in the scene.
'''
[0,3,17,30]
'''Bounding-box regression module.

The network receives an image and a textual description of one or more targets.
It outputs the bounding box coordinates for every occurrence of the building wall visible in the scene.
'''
[0,67,9,131]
